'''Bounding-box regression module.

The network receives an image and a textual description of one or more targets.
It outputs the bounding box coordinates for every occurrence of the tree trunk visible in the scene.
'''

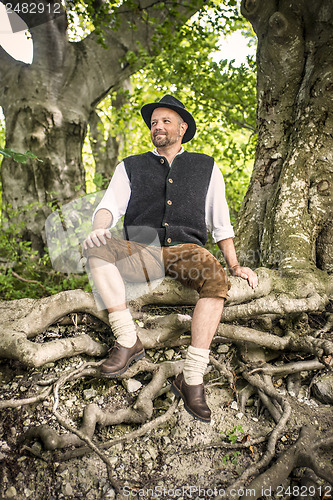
[0,0,204,250]
[88,80,132,183]
[236,0,333,274]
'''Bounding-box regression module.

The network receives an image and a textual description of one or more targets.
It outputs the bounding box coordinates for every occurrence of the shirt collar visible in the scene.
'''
[152,147,184,157]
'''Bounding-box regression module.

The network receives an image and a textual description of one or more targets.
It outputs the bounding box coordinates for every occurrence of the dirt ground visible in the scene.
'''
[0,318,332,500]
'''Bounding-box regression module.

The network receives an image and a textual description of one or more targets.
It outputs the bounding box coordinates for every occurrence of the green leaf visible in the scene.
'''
[13,153,29,163]
[0,148,12,158]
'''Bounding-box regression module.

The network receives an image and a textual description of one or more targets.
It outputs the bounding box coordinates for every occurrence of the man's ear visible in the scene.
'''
[180,121,188,138]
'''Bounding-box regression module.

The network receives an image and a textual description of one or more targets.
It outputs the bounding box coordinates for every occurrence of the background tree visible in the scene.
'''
[236,0,333,276]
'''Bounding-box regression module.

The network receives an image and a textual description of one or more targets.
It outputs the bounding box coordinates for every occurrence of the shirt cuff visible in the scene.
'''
[211,227,235,243]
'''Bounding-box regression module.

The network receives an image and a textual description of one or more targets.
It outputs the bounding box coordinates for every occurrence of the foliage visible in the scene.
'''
[0,216,90,300]
[222,424,244,444]
[65,0,242,46]
[222,451,241,465]
[0,147,42,164]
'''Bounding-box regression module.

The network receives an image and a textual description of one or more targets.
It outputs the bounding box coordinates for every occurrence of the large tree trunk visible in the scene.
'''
[236,0,333,274]
[0,0,203,250]
[88,80,132,184]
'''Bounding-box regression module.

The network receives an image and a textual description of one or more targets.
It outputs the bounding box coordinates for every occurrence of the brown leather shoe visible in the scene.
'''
[171,373,211,423]
[100,338,145,378]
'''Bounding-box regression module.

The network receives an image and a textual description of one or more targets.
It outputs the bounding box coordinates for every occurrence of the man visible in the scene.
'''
[83,95,257,423]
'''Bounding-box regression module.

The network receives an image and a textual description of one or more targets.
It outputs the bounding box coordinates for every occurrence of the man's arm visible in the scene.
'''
[218,237,258,289]
[83,209,113,250]
[83,161,131,251]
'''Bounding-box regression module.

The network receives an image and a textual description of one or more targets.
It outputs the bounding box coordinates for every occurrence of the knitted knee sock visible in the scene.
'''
[183,345,210,385]
[108,309,137,348]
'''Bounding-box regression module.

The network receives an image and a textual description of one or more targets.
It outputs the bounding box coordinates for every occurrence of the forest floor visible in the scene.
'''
[0,314,332,500]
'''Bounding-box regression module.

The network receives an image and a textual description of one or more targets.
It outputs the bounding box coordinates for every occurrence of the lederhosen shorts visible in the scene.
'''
[84,236,230,300]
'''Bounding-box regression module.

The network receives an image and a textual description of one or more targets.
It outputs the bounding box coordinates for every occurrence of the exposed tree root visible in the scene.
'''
[0,289,108,367]
[0,268,332,367]
[248,358,330,377]
[0,386,53,409]
[224,371,292,499]
[58,400,179,461]
[1,268,333,496]
[209,355,235,387]
[240,426,333,499]
[23,358,183,451]
[222,292,329,322]
[219,366,333,499]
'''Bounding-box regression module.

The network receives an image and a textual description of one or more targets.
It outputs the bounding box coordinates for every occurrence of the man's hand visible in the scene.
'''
[83,228,112,250]
[230,265,258,289]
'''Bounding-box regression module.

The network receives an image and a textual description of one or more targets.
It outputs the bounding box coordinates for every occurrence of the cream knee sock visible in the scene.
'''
[108,309,137,348]
[183,345,210,385]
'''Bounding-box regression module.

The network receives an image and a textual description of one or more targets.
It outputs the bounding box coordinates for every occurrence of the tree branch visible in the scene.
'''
[77,0,205,107]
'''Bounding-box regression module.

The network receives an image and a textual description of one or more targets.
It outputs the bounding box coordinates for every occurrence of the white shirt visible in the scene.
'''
[93,149,235,243]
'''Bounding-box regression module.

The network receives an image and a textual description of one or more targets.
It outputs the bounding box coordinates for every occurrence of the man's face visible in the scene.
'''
[150,107,188,148]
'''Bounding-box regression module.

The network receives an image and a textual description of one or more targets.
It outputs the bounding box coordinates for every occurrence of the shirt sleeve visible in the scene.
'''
[92,161,131,227]
[205,162,235,243]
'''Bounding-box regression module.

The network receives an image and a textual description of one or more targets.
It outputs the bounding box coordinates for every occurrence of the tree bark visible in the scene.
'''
[236,0,333,273]
[88,80,132,182]
[0,0,204,250]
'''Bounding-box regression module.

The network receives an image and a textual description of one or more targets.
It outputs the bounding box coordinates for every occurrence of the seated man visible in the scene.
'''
[83,94,257,423]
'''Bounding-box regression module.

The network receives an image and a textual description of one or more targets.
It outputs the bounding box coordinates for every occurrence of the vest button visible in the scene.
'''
[167,200,172,205]
[167,238,172,243]
[164,222,169,226]
[168,178,173,183]
[160,158,165,164]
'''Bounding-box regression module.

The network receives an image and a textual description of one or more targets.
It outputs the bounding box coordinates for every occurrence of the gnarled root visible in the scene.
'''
[240,426,333,499]
[0,290,108,367]
[23,358,183,452]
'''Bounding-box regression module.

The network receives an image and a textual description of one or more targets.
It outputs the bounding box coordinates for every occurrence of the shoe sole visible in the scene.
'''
[100,349,145,379]
[171,381,211,423]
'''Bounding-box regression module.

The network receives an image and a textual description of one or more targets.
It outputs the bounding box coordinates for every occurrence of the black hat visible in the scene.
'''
[141,95,196,144]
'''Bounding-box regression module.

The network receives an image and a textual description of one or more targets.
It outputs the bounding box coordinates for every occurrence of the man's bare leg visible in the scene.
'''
[172,297,224,422]
[88,257,127,312]
[191,297,224,348]
[183,297,224,384]
[88,257,144,375]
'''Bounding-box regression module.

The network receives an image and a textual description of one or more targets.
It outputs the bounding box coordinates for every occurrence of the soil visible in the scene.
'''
[0,317,332,500]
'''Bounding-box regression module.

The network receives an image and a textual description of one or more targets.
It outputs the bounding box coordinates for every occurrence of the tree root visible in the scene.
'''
[224,371,292,499]
[240,426,333,499]
[58,400,179,461]
[219,365,333,499]
[1,269,333,496]
[0,269,332,367]
[0,386,52,409]
[222,293,328,322]
[23,358,183,452]
[0,289,108,367]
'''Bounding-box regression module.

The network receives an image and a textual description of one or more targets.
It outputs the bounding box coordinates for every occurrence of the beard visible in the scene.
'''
[151,130,180,148]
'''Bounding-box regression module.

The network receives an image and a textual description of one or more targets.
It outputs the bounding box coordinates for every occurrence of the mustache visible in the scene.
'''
[153,131,167,137]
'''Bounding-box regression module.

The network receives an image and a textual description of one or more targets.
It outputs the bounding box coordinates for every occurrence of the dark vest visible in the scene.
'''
[123,151,214,246]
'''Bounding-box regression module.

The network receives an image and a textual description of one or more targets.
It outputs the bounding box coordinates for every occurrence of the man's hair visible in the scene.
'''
[177,115,186,125]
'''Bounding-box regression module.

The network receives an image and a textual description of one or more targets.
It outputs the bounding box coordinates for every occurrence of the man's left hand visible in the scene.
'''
[231,265,258,289]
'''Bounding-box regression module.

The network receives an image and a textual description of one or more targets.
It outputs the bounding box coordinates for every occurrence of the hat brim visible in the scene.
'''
[141,103,196,144]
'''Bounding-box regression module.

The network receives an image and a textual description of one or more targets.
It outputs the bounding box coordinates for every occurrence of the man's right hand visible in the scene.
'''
[83,228,112,250]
